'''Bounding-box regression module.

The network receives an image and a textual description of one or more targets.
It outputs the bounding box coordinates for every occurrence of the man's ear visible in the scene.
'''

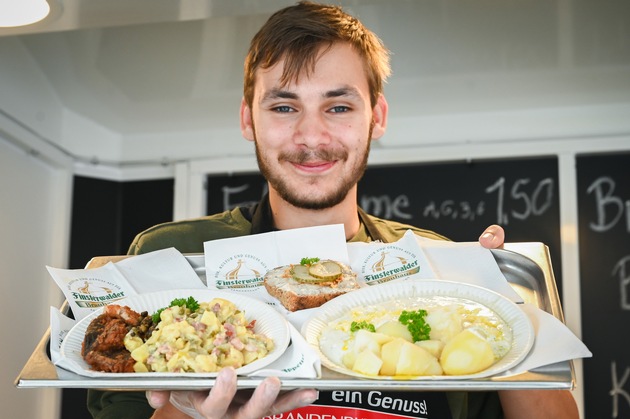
[240,98,255,141]
[370,94,388,140]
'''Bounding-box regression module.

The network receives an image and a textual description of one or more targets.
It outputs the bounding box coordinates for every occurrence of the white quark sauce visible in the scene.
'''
[319,296,513,373]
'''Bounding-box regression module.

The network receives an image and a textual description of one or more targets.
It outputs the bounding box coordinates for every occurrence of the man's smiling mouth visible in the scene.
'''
[282,148,346,171]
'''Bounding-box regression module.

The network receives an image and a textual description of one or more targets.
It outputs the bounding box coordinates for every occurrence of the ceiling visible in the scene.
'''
[1,0,300,138]
[1,0,629,167]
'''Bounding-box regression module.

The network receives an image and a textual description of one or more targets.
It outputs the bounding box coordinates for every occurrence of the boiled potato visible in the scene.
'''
[342,349,357,369]
[344,330,392,370]
[440,328,495,375]
[200,310,220,332]
[380,337,406,375]
[376,320,413,342]
[130,344,151,363]
[133,362,149,373]
[415,339,445,358]
[380,338,443,376]
[124,335,144,352]
[219,346,245,368]
[195,354,218,372]
[396,340,442,376]
[353,329,393,356]
[353,349,383,376]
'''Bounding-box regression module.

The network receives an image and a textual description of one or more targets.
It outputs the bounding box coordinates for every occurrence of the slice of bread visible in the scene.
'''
[264,261,360,311]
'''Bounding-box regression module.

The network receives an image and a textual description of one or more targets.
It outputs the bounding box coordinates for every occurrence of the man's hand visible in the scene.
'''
[148,367,318,419]
[479,224,505,249]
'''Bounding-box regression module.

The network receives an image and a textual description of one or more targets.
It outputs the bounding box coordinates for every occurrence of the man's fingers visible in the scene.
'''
[192,367,239,418]
[236,378,318,419]
[235,376,282,419]
[183,371,318,419]
[146,390,171,409]
[479,224,505,249]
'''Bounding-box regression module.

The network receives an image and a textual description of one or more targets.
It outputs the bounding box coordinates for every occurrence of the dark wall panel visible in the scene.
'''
[577,152,630,418]
[64,175,174,419]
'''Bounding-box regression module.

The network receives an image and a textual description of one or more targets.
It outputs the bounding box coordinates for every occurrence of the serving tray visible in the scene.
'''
[15,242,575,391]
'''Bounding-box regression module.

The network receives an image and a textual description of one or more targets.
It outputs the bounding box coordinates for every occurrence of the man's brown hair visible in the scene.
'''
[243,1,391,108]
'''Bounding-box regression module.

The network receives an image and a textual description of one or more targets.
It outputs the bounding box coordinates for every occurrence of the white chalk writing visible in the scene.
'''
[587,177,630,233]
[610,361,630,418]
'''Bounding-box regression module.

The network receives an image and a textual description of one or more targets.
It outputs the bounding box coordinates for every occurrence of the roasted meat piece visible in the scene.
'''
[81,304,144,373]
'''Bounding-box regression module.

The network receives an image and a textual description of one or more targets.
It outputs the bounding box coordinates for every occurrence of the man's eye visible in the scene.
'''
[330,106,350,113]
[272,106,294,113]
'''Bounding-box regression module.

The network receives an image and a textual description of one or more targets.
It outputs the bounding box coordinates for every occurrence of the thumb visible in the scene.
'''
[479,224,505,249]
[146,390,171,409]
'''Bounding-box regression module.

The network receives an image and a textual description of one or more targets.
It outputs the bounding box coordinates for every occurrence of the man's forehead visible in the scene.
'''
[254,54,368,102]
[255,43,365,86]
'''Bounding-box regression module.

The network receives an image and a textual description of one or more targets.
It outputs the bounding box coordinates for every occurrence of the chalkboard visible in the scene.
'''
[206,156,563,295]
[577,151,630,419]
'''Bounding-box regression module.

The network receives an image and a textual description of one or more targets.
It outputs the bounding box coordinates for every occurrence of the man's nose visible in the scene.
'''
[294,111,332,149]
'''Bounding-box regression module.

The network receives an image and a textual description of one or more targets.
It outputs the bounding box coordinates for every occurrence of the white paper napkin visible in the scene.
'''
[116,247,205,292]
[416,238,524,303]
[500,304,592,376]
[204,224,349,273]
[47,262,138,321]
[204,224,350,312]
[49,307,76,363]
[48,248,205,321]
[347,230,438,284]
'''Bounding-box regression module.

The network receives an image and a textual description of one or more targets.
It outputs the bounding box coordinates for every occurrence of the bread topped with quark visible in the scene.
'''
[263,259,360,311]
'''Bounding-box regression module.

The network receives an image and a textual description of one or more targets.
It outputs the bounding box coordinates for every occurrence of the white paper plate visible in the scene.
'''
[302,279,534,380]
[59,289,290,377]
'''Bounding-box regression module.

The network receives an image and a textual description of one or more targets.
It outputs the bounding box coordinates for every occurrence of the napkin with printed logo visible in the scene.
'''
[346,230,438,284]
[204,224,350,313]
[47,247,205,321]
[346,230,523,302]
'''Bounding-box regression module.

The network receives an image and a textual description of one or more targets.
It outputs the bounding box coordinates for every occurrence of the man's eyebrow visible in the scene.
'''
[324,86,361,98]
[261,88,298,103]
[260,86,361,103]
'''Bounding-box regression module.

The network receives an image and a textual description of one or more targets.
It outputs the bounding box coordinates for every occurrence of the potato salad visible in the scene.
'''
[124,298,274,373]
[318,296,512,377]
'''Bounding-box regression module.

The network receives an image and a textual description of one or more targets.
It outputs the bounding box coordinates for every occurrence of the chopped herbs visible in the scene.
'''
[350,320,376,333]
[300,257,320,266]
[398,309,431,342]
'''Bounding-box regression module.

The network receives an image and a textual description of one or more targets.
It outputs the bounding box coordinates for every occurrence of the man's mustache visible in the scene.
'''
[279,148,348,164]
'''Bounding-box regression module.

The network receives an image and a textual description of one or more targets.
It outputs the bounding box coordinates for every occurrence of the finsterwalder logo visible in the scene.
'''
[68,277,127,308]
[361,246,420,285]
[214,254,267,290]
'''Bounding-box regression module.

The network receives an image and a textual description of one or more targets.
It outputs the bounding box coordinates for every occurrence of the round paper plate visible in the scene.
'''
[60,289,290,377]
[302,279,534,380]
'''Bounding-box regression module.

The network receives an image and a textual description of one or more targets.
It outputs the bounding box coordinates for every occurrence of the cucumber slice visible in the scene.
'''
[308,260,342,281]
[291,264,329,283]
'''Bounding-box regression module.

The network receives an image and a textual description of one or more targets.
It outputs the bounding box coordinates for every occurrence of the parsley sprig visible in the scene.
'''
[398,309,431,341]
[152,296,200,323]
[350,320,376,333]
[300,257,320,266]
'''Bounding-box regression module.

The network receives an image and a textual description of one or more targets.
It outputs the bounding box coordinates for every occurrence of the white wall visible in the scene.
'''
[0,134,72,419]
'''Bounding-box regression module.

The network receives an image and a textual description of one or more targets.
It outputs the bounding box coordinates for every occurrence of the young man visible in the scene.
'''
[88,2,578,418]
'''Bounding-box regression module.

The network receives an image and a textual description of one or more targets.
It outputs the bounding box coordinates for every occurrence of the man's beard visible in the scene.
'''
[254,128,372,210]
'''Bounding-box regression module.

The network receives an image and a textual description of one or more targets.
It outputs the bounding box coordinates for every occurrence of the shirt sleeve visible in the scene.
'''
[87,389,154,419]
